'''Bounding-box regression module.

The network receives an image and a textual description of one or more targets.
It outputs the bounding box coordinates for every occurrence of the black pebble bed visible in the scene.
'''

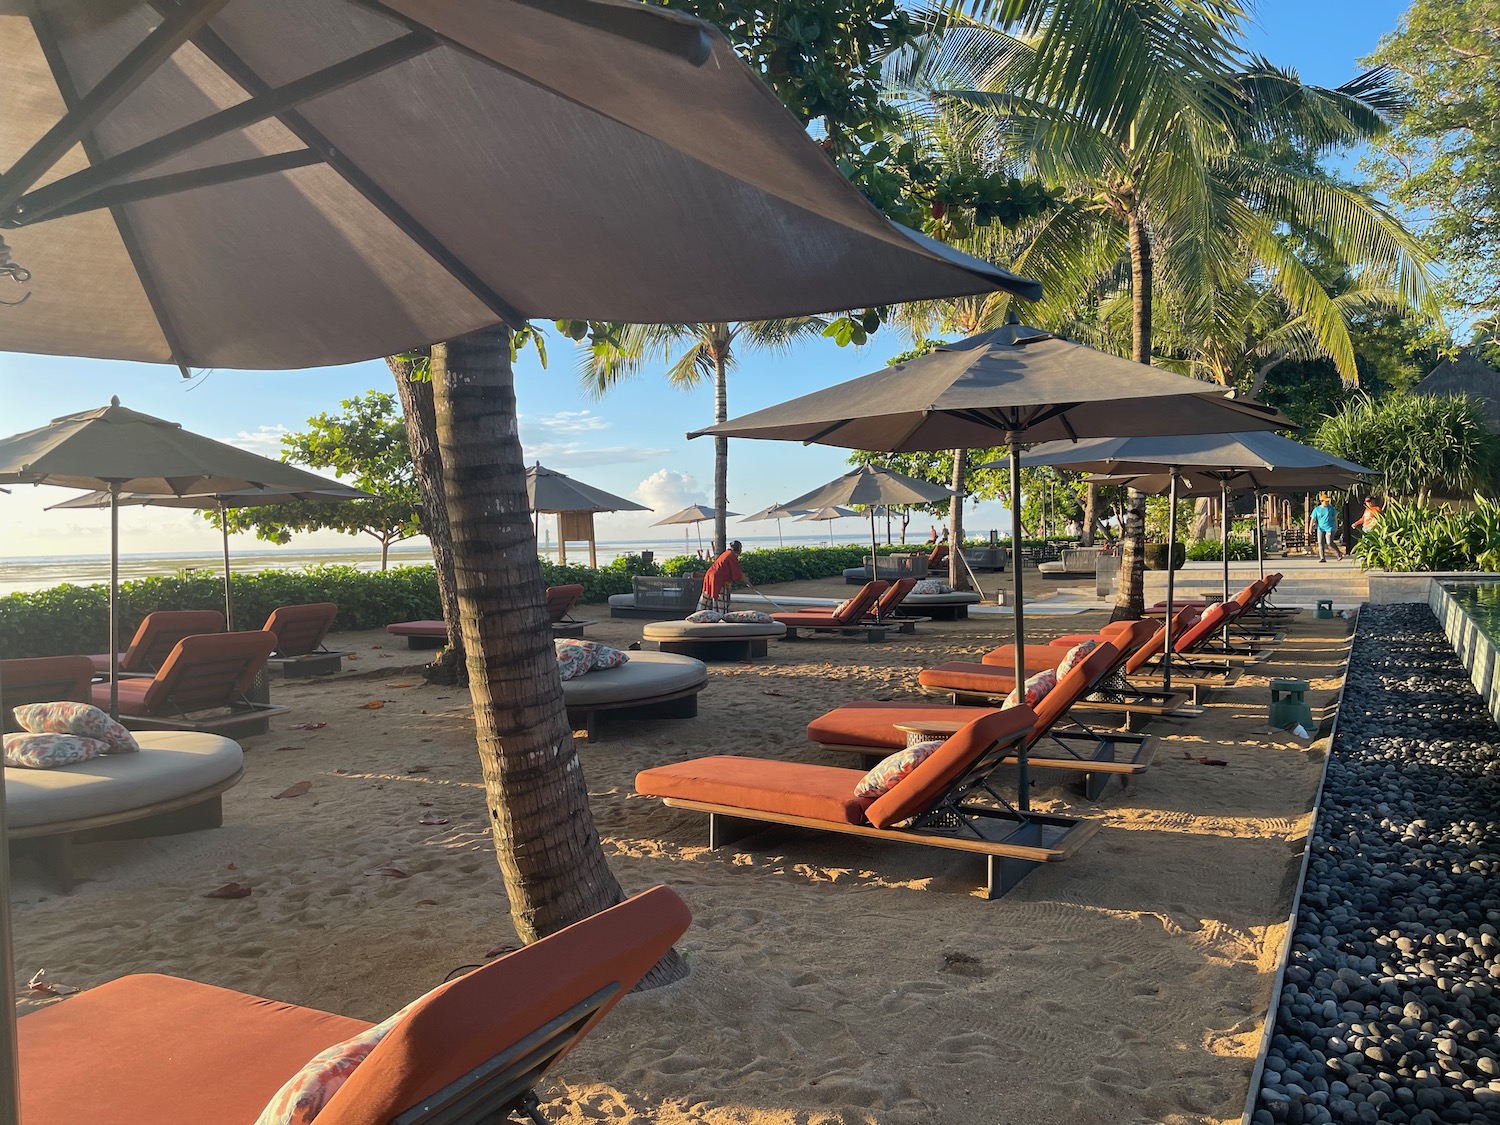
[1251,603,1500,1125]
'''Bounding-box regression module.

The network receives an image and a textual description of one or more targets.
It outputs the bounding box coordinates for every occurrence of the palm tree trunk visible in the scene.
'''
[1114,209,1152,620]
[431,326,687,986]
[711,327,731,557]
[389,353,465,684]
[1081,483,1098,546]
[949,450,969,590]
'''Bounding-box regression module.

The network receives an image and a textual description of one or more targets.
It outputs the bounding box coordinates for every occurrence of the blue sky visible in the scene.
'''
[0,0,1411,560]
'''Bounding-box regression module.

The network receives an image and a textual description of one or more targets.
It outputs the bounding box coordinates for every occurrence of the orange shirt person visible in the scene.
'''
[1352,498,1382,532]
[699,540,745,613]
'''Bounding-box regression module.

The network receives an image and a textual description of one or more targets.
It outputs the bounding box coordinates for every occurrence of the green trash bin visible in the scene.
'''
[1269,678,1313,733]
[1316,599,1334,619]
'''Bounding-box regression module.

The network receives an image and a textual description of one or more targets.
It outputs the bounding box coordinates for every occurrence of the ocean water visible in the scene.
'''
[0,531,895,597]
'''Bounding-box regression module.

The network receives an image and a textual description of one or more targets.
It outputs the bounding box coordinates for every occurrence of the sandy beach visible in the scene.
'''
[8,577,1351,1125]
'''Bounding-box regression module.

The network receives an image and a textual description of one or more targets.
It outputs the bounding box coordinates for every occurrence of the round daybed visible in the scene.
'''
[642,619,786,661]
[562,651,708,742]
[904,591,984,620]
[7,730,244,891]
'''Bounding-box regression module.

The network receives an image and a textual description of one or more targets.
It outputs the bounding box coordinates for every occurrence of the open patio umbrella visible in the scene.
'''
[525,463,647,567]
[695,322,1291,807]
[48,484,373,630]
[781,462,952,574]
[1020,433,1373,682]
[0,398,359,710]
[653,504,739,555]
[0,3,1050,1111]
[740,502,809,548]
[794,504,858,546]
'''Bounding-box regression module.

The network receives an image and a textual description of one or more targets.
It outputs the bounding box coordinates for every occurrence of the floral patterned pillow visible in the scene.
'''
[685,610,724,623]
[578,640,629,670]
[553,639,592,681]
[832,599,853,617]
[13,701,140,753]
[4,732,111,769]
[723,610,775,624]
[1003,668,1057,710]
[254,997,420,1125]
[911,579,953,595]
[854,740,944,799]
[1055,639,1100,680]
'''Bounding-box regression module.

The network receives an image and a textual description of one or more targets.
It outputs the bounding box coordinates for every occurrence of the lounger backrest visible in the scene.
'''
[871,577,917,618]
[1027,641,1122,741]
[1127,606,1195,674]
[1102,619,1161,670]
[1172,603,1232,653]
[834,580,888,624]
[927,543,948,567]
[544,584,585,623]
[1233,581,1266,609]
[319,885,691,1125]
[141,630,277,715]
[122,610,226,673]
[0,655,95,732]
[262,602,338,657]
[865,706,1036,830]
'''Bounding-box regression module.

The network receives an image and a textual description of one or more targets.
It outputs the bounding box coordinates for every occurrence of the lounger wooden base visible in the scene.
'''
[661,796,1099,898]
[9,769,243,892]
[655,636,771,661]
[567,685,701,743]
[552,620,595,638]
[123,704,291,740]
[267,650,351,677]
[782,624,889,643]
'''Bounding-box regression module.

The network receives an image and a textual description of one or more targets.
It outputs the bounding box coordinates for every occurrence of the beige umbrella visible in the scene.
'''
[782,462,951,567]
[739,502,810,547]
[794,504,858,546]
[653,503,740,554]
[0,1,1038,373]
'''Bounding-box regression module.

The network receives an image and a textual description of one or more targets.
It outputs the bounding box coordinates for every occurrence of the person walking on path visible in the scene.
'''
[1308,494,1344,562]
[698,539,745,614]
[1352,497,1382,534]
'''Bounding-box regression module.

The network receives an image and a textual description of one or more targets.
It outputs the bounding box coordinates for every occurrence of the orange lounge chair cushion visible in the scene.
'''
[978,646,1069,674]
[865,707,1034,829]
[264,602,339,657]
[17,974,372,1125]
[805,700,997,750]
[772,581,886,628]
[90,676,156,713]
[919,661,1018,694]
[637,756,873,824]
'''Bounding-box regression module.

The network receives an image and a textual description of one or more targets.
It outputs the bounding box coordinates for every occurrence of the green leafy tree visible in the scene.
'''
[1364,0,1500,318]
[219,392,421,569]
[572,319,828,555]
[1312,392,1500,505]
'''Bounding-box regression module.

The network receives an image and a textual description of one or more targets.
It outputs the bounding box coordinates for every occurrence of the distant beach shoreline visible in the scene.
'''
[0,532,900,597]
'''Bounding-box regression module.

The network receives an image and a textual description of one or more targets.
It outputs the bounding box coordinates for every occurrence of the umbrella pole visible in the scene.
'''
[1255,489,1265,582]
[110,482,120,720]
[869,512,880,618]
[220,502,233,631]
[1220,479,1231,646]
[1164,472,1178,692]
[1008,435,1030,813]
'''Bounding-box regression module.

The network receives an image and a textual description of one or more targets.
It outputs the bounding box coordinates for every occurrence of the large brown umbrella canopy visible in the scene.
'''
[696,323,1292,807]
[525,464,648,515]
[781,462,952,566]
[0,0,1038,371]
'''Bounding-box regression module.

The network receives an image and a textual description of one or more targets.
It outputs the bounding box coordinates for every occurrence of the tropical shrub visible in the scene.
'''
[1353,499,1500,572]
[1184,538,1258,562]
[1144,543,1186,570]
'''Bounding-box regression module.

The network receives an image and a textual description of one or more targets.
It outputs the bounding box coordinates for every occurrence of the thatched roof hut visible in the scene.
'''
[1414,351,1500,430]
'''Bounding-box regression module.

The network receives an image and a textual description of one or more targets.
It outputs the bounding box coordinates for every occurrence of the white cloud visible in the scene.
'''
[522,410,610,433]
[632,469,706,516]
[220,424,289,457]
[525,442,673,468]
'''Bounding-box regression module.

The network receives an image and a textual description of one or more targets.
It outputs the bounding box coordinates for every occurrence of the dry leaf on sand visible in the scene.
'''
[273,781,312,799]
[204,882,252,899]
[364,863,409,879]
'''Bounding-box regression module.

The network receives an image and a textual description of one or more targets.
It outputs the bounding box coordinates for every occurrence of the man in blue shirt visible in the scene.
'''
[1308,494,1343,562]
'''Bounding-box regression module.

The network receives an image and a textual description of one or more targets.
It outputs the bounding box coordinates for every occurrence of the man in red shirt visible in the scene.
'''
[698,540,745,614]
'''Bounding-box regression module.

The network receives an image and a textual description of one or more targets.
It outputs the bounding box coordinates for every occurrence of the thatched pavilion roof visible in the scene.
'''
[1414,351,1500,430]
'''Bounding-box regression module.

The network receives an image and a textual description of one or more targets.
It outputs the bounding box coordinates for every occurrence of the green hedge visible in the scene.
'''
[1,544,932,659]
[0,564,442,659]
[1184,538,1258,562]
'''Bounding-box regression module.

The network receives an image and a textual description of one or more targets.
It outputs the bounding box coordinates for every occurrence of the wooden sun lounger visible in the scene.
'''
[17,886,692,1125]
[638,708,1099,898]
[817,640,1159,801]
[262,602,350,676]
[774,580,892,642]
[87,609,226,677]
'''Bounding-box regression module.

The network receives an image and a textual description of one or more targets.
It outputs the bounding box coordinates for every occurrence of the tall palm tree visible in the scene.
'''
[579,319,827,555]
[890,1,1438,613]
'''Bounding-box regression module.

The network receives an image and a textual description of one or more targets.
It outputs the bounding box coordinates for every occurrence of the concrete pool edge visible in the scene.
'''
[1429,577,1500,728]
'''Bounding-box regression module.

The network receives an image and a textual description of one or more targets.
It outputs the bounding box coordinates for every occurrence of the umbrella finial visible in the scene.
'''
[110,395,121,407]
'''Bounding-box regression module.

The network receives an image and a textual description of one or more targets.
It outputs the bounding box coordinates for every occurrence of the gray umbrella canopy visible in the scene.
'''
[693,324,1287,450]
[654,503,739,554]
[740,502,808,522]
[795,505,859,520]
[525,464,647,514]
[48,484,372,629]
[0,0,1038,371]
[782,462,951,563]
